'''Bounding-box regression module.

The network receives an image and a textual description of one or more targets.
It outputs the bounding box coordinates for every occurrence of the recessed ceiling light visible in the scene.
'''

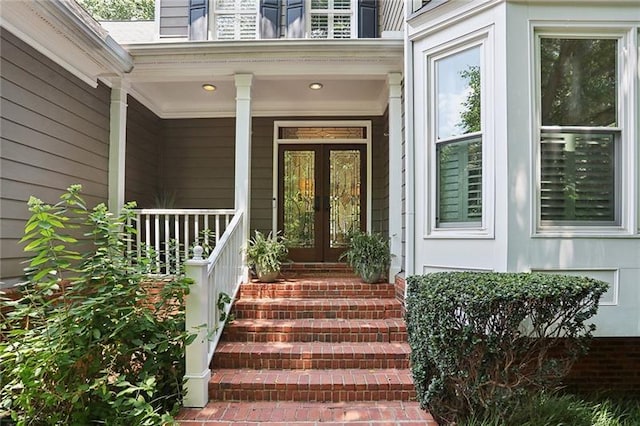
[309,82,323,90]
[202,84,216,92]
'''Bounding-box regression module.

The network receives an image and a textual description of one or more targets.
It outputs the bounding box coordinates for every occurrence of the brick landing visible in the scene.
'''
[177,401,436,425]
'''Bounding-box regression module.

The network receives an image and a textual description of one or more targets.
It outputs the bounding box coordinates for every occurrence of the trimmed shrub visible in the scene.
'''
[0,186,194,425]
[406,272,608,424]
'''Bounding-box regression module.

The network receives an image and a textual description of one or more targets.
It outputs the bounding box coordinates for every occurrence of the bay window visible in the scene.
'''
[538,36,620,226]
[434,45,483,227]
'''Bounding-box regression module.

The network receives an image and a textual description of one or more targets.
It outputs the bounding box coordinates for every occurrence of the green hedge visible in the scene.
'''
[406,272,608,424]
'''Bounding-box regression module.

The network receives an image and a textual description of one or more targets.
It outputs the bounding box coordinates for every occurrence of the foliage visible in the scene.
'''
[406,272,608,424]
[217,292,233,324]
[77,0,154,21]
[340,231,390,283]
[245,230,288,277]
[540,38,616,126]
[0,185,194,425]
[459,392,640,426]
[459,65,481,133]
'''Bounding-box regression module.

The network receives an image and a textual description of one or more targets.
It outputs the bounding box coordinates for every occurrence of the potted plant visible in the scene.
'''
[340,231,391,283]
[245,230,288,282]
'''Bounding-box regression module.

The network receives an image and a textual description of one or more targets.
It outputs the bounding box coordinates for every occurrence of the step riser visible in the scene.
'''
[239,284,395,299]
[232,307,402,320]
[213,357,410,370]
[208,388,417,403]
[222,330,408,343]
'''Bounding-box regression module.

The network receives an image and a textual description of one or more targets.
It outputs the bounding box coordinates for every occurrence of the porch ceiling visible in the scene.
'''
[119,39,404,118]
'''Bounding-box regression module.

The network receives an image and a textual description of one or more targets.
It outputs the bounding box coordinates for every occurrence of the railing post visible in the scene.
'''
[183,245,210,408]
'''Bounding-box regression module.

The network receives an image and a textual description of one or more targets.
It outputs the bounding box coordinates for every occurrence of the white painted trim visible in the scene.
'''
[424,26,495,239]
[408,0,502,41]
[271,120,373,237]
[234,74,254,282]
[0,18,98,88]
[529,24,638,238]
[404,12,416,278]
[108,80,129,213]
[388,72,404,281]
[530,268,620,306]
[422,264,495,273]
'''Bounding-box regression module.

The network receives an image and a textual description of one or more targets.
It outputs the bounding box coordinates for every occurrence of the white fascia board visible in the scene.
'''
[124,39,403,80]
[0,0,133,87]
[408,0,503,41]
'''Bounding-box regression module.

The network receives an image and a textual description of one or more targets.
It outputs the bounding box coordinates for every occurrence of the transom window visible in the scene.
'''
[213,0,257,40]
[538,37,620,226]
[310,0,354,39]
[434,45,483,227]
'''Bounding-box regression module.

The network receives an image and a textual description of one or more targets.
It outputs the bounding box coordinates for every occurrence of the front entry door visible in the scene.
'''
[278,144,366,262]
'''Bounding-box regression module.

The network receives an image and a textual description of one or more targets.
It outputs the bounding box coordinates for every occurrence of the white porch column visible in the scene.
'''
[108,79,128,213]
[387,73,403,282]
[234,74,253,281]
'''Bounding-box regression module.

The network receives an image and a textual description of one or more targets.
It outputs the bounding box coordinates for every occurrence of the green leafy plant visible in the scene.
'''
[0,185,194,425]
[340,231,390,283]
[406,272,608,425]
[245,230,288,282]
[217,291,234,324]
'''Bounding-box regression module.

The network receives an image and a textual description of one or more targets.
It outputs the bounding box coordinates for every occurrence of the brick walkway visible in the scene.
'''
[177,275,437,425]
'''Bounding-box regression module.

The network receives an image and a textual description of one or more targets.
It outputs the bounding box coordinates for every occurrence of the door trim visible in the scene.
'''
[272,120,372,237]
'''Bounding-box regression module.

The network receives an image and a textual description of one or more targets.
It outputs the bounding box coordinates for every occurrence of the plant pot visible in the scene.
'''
[257,269,279,283]
[359,266,384,284]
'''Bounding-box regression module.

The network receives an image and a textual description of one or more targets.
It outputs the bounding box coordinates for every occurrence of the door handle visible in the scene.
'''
[324,196,330,212]
[314,196,321,212]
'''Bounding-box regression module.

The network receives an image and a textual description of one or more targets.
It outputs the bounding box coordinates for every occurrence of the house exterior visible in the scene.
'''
[1,0,639,361]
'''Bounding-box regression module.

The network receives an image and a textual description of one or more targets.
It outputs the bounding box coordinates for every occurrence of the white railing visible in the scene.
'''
[129,209,235,274]
[183,210,245,408]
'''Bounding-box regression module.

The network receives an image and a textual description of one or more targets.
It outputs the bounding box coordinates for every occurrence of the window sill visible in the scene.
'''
[533,226,636,238]
[426,227,494,239]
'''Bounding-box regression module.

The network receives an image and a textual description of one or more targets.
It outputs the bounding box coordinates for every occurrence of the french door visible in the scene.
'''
[278,144,366,262]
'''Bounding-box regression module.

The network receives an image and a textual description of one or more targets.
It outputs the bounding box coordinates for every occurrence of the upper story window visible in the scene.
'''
[213,0,258,40]
[179,0,378,40]
[434,45,483,227]
[537,36,620,227]
[309,0,354,39]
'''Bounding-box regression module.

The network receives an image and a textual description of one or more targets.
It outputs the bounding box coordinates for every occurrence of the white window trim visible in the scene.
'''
[272,120,372,235]
[306,0,357,39]
[209,0,259,40]
[425,27,495,239]
[531,23,638,238]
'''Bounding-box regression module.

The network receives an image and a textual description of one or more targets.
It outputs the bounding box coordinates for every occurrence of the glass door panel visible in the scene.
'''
[278,144,365,262]
[329,150,361,248]
[283,150,316,248]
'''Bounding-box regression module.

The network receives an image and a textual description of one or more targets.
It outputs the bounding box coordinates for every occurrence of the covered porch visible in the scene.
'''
[112,38,405,276]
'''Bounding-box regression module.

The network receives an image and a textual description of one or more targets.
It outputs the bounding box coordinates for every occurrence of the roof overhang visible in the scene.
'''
[0,0,133,88]
[123,39,404,118]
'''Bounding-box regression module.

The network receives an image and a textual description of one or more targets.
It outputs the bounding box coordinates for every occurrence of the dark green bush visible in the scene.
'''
[406,272,608,424]
[0,185,194,425]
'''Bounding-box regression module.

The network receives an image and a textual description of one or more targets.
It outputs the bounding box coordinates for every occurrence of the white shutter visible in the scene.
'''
[540,132,616,222]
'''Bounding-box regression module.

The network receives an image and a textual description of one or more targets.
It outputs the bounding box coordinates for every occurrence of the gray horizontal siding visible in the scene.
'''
[0,28,110,287]
[161,118,236,209]
[380,0,404,32]
[125,96,162,208]
[159,0,189,38]
[159,116,387,238]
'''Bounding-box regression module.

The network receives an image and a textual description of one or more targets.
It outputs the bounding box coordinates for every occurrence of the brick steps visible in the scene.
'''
[208,369,417,402]
[232,297,403,320]
[238,279,396,299]
[178,275,429,421]
[177,401,437,424]
[212,342,411,370]
[221,318,407,343]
